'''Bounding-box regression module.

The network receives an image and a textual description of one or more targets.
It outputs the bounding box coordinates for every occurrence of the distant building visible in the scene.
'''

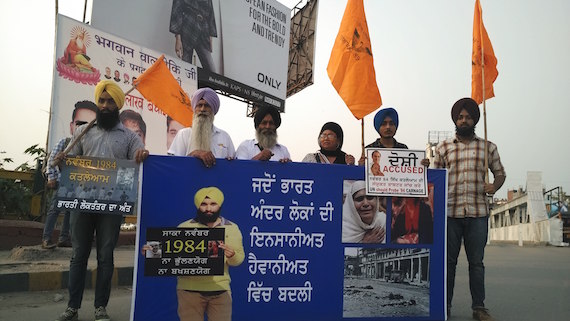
[489,172,568,246]
[425,131,452,166]
[344,255,359,276]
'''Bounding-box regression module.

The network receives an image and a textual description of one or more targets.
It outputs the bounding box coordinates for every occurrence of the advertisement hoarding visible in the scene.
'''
[91,0,290,111]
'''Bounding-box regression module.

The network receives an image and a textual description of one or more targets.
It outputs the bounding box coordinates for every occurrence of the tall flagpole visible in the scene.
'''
[361,119,365,160]
[479,0,489,184]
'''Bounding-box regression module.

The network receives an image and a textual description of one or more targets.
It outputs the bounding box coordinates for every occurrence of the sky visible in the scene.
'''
[0,0,569,199]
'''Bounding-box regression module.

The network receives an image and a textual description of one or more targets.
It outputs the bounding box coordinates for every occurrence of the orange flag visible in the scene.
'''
[133,55,193,126]
[472,0,498,105]
[327,0,382,120]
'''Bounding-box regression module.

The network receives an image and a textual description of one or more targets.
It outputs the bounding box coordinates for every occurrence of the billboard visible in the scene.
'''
[91,0,290,111]
[133,157,448,320]
[49,15,197,154]
[287,0,318,97]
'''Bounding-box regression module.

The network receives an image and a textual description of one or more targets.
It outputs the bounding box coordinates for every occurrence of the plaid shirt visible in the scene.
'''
[434,134,505,218]
[46,137,70,181]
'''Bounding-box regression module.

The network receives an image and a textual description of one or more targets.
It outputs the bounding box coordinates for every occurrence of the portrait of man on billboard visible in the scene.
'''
[170,0,219,73]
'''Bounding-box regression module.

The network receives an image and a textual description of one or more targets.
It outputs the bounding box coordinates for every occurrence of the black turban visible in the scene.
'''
[451,98,480,125]
[254,106,281,128]
[320,122,344,149]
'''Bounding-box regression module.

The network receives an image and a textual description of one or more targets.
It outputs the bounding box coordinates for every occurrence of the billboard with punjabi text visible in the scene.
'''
[49,15,197,155]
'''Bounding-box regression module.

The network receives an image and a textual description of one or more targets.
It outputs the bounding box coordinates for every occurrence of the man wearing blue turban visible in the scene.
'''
[367,107,407,149]
[359,107,429,166]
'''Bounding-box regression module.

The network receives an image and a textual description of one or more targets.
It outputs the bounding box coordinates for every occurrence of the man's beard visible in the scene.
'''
[196,208,221,224]
[189,113,213,153]
[255,127,278,149]
[96,108,120,130]
[455,124,475,137]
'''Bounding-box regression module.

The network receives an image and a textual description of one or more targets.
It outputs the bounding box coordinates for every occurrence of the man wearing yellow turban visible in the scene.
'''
[94,79,125,109]
[55,80,150,321]
[175,186,244,321]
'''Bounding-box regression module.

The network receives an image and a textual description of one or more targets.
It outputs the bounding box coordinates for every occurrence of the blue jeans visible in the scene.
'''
[42,191,70,242]
[67,211,122,309]
[447,216,488,310]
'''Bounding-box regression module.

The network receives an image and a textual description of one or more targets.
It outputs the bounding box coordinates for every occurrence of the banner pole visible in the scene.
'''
[361,119,365,159]
[57,118,97,162]
[125,85,137,96]
[45,0,59,161]
[479,0,489,184]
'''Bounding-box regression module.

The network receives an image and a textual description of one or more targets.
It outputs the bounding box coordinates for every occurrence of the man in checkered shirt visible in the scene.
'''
[434,97,505,321]
[41,100,97,249]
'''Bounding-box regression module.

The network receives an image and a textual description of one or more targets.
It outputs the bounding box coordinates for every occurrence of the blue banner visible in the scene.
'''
[133,156,446,321]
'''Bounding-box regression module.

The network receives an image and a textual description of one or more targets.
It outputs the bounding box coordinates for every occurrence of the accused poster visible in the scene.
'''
[365,148,428,197]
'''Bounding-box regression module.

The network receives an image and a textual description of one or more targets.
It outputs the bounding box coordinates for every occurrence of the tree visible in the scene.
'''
[15,144,46,171]
[0,151,14,169]
[0,145,46,219]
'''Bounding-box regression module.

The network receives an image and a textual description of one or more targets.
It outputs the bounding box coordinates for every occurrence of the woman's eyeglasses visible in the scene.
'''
[319,133,336,139]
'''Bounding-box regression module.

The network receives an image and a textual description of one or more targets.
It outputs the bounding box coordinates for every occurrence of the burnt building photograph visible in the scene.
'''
[343,247,430,318]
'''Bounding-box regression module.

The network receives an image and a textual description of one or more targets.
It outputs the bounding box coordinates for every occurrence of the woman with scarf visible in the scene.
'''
[301,122,355,165]
[341,180,386,243]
